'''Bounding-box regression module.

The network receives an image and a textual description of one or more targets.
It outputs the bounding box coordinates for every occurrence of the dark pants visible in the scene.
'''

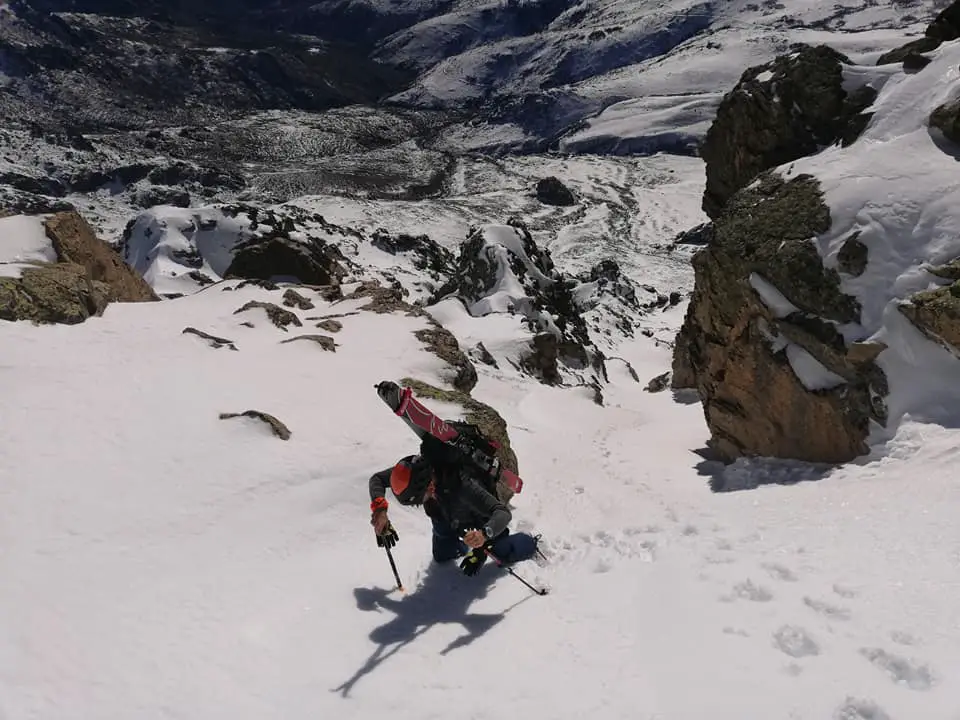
[431,518,538,565]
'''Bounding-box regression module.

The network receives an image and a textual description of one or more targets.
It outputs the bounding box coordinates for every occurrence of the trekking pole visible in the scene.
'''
[485,549,548,596]
[385,545,404,593]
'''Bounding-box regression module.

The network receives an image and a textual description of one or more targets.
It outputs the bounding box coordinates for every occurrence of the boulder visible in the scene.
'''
[280,334,337,352]
[535,176,576,206]
[701,44,877,219]
[674,172,887,463]
[182,327,238,351]
[929,99,960,145]
[282,288,315,310]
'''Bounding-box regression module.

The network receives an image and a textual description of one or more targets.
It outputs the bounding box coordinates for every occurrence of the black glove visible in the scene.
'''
[376,522,399,550]
[459,548,487,577]
[375,381,403,413]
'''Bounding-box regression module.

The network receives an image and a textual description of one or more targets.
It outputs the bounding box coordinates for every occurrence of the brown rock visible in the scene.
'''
[282,288,315,310]
[182,327,238,351]
[0,263,111,324]
[899,282,960,353]
[44,211,157,302]
[233,301,302,331]
[219,411,291,440]
[316,319,343,333]
[279,334,337,352]
[414,324,478,393]
[837,232,868,277]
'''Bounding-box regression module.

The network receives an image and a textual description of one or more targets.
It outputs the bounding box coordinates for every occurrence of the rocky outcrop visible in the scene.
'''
[219,410,291,440]
[674,172,887,463]
[45,211,158,302]
[414,325,478,393]
[899,282,960,355]
[536,176,576,206]
[1,211,156,324]
[347,279,422,315]
[701,45,877,219]
[370,228,456,278]
[431,220,604,388]
[226,235,348,286]
[398,378,519,503]
[878,0,960,66]
[0,263,111,324]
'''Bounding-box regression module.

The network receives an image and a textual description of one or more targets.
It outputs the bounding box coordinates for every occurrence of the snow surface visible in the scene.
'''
[0,214,56,277]
[3,266,960,719]
[750,272,801,318]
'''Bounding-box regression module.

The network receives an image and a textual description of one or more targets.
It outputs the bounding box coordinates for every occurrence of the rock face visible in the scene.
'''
[45,211,158,302]
[226,235,348,286]
[432,220,605,388]
[0,211,156,324]
[674,172,888,463]
[701,44,877,219]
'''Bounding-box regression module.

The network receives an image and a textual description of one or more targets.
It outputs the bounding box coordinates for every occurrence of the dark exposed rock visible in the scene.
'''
[929,99,960,145]
[219,410,291,440]
[837,232,868,277]
[674,172,885,463]
[902,53,933,72]
[233,300,302,330]
[282,288,315,310]
[0,172,66,197]
[645,371,671,393]
[182,326,238,350]
[226,235,348,286]
[279,333,337,351]
[536,176,576,206]
[472,342,498,368]
[0,187,75,215]
[701,45,877,219]
[347,279,422,315]
[316,319,342,333]
[414,325,478,393]
[370,228,456,277]
[876,37,942,66]
[133,185,191,209]
[187,270,215,286]
[924,0,960,42]
[672,222,715,248]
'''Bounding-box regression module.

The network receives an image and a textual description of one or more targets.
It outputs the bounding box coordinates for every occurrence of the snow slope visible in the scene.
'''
[3,235,960,719]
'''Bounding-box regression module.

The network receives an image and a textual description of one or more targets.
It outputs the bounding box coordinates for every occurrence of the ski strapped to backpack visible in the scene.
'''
[375,381,523,496]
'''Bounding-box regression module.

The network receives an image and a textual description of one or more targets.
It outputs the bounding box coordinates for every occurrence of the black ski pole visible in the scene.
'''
[385,545,404,592]
[485,549,548,596]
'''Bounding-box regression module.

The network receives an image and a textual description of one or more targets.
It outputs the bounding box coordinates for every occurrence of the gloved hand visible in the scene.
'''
[376,522,399,550]
[459,548,487,577]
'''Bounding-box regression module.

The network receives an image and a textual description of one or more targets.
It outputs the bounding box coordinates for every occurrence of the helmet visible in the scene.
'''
[390,455,433,505]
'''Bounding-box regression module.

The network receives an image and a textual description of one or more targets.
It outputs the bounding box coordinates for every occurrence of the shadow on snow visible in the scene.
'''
[333,560,532,697]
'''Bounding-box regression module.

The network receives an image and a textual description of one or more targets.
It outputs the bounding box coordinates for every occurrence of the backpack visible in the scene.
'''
[418,421,513,505]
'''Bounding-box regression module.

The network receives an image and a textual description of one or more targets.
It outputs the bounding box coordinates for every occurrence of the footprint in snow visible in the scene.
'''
[803,596,851,621]
[859,647,935,690]
[890,630,919,646]
[772,625,820,658]
[762,562,797,582]
[832,583,859,599]
[834,697,892,720]
[722,580,773,602]
[723,627,750,637]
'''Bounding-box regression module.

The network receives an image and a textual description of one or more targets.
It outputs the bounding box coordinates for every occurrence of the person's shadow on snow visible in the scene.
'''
[333,560,529,697]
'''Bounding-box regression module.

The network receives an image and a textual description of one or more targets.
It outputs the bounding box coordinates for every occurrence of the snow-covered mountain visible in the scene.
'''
[5,1,960,719]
